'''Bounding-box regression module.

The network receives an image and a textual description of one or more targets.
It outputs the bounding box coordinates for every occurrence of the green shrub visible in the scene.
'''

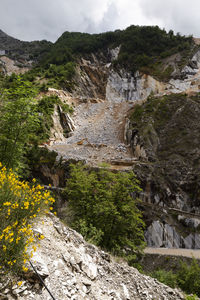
[64,163,145,257]
[151,259,200,297]
[185,295,199,300]
[151,269,177,288]
[0,76,39,172]
[74,219,104,245]
[177,259,200,296]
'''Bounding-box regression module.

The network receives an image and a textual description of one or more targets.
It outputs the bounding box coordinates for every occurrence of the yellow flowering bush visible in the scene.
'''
[0,163,55,272]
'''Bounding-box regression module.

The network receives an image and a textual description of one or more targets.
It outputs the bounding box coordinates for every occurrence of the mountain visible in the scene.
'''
[32,27,200,250]
[0,29,51,75]
[0,25,197,249]
[0,26,200,298]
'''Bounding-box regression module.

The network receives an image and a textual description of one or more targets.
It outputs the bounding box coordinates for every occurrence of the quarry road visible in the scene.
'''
[145,247,200,259]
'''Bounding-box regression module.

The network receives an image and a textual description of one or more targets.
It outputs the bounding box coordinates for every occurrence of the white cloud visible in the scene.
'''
[139,0,200,37]
[0,0,110,41]
[0,0,199,41]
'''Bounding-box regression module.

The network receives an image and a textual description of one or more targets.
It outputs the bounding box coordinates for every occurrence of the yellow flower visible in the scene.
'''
[38,234,44,240]
[18,281,23,286]
[13,221,18,227]
[3,202,11,206]
[22,266,28,272]
[16,236,21,244]
[28,237,34,243]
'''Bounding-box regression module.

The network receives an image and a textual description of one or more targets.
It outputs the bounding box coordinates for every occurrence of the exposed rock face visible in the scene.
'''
[127,92,200,248]
[1,214,184,300]
[106,70,166,103]
[0,56,30,75]
[72,47,200,104]
[49,105,75,145]
[145,220,200,249]
[73,54,109,99]
[47,47,200,168]
[127,93,200,211]
[43,47,200,249]
[0,29,51,74]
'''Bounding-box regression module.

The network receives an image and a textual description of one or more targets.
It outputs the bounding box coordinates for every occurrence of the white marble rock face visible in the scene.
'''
[145,220,200,249]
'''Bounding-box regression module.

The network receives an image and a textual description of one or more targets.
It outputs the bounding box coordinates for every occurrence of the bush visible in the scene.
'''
[177,259,200,296]
[0,163,55,273]
[151,269,177,288]
[151,259,200,297]
[185,295,199,300]
[64,163,145,257]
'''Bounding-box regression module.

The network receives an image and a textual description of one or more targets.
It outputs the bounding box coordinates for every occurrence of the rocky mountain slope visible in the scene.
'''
[10,26,198,249]
[0,213,185,300]
[40,40,200,250]
[126,90,200,248]
[1,26,200,297]
[0,29,51,75]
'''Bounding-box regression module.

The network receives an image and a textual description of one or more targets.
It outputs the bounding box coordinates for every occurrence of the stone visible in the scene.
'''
[0,214,183,299]
[121,284,130,299]
[29,254,49,278]
[145,220,164,247]
[80,254,98,280]
[184,218,200,229]
[0,293,8,300]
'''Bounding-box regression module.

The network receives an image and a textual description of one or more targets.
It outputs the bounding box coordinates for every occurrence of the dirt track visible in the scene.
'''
[145,247,200,259]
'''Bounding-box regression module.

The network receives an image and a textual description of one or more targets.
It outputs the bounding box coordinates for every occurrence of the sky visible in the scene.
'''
[0,0,199,42]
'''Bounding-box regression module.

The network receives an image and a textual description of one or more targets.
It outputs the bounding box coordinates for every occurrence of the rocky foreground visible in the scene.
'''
[1,214,185,300]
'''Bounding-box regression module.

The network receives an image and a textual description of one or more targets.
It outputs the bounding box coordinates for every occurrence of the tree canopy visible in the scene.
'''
[64,163,145,259]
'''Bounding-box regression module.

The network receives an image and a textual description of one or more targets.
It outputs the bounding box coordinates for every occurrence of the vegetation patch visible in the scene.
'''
[0,75,73,179]
[0,163,55,273]
[24,25,196,88]
[63,162,145,261]
[151,259,200,298]
[36,95,73,143]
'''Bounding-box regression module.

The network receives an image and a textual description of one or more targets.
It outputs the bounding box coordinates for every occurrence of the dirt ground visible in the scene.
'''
[145,247,200,259]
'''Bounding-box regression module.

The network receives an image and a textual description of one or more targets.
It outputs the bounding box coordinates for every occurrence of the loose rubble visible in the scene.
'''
[0,214,185,299]
[49,97,135,169]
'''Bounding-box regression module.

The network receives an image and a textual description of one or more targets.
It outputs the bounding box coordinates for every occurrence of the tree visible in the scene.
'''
[64,163,145,258]
[0,76,39,172]
[177,259,200,296]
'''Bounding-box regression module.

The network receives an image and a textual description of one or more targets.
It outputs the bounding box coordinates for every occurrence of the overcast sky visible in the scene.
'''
[0,0,199,42]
